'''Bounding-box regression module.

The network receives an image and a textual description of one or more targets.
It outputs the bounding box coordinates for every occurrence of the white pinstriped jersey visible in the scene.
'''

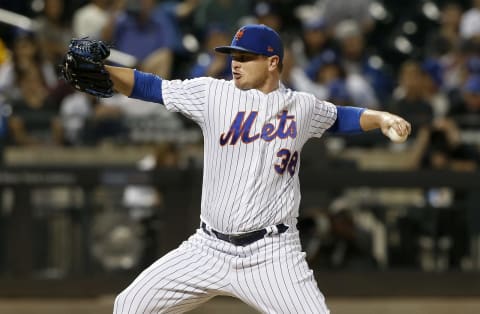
[162,77,337,233]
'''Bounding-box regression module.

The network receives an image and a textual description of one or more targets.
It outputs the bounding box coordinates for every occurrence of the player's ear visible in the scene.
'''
[268,56,280,71]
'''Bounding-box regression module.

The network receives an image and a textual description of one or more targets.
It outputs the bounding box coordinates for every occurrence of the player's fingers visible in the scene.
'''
[395,121,407,136]
[392,118,411,136]
[399,120,411,135]
[405,121,412,135]
[389,119,403,135]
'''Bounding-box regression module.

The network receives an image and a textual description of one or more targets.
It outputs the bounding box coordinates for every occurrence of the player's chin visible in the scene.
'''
[233,78,249,90]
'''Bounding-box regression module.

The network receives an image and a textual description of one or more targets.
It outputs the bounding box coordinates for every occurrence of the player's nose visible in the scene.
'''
[231,59,241,68]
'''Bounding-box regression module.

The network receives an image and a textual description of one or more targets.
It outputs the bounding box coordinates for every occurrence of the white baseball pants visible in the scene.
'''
[113,227,330,313]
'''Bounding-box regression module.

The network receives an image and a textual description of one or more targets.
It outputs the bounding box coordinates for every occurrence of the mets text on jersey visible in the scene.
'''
[219,110,297,145]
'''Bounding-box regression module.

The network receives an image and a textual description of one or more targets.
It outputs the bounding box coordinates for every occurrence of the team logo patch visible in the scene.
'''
[235,29,245,40]
[267,46,274,53]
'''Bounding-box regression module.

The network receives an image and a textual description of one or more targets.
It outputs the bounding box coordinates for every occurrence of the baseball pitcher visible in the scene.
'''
[61,24,411,313]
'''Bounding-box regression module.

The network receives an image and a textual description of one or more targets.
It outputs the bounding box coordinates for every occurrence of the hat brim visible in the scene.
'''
[214,45,262,55]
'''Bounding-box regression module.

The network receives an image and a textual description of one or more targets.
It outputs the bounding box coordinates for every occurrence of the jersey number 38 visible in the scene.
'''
[274,149,298,176]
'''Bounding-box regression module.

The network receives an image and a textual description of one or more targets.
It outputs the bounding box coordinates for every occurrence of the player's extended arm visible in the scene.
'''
[328,106,411,142]
[105,65,164,104]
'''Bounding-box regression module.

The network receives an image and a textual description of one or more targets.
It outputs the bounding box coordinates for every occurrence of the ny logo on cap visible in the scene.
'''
[235,29,245,41]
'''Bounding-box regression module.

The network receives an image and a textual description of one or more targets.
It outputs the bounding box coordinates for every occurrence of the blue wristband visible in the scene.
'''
[130,70,163,103]
[328,106,366,134]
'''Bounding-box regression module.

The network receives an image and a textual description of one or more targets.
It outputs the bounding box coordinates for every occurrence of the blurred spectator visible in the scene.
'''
[164,0,200,22]
[388,60,435,133]
[448,74,480,128]
[7,67,63,146]
[61,89,189,146]
[0,31,58,97]
[326,79,351,106]
[193,0,252,35]
[425,2,463,58]
[60,92,127,145]
[303,50,349,103]
[440,48,469,94]
[290,17,334,68]
[315,0,375,33]
[418,118,478,270]
[35,0,73,66]
[100,94,189,145]
[110,0,175,78]
[153,0,201,58]
[423,2,466,93]
[422,58,450,118]
[59,91,93,146]
[73,0,125,39]
[188,25,231,79]
[298,200,377,270]
[334,19,393,106]
[305,50,379,108]
[280,45,328,98]
[460,0,480,40]
[253,1,283,32]
[422,118,480,171]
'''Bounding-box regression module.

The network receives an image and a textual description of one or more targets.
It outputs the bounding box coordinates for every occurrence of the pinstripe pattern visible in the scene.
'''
[114,230,233,313]
[113,79,336,313]
[163,79,336,234]
[114,229,330,313]
[230,230,329,313]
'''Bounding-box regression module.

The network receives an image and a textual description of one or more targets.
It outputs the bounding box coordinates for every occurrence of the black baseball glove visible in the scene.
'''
[61,38,114,98]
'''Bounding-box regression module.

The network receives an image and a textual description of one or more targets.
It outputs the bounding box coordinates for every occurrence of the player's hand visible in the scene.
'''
[379,113,411,143]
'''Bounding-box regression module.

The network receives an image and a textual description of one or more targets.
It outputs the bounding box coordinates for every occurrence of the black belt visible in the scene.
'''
[201,222,289,246]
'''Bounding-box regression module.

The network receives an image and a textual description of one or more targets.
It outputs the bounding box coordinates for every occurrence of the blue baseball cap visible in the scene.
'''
[215,24,284,62]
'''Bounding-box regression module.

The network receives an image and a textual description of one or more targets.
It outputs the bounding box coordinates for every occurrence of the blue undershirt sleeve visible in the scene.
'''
[328,106,366,134]
[129,70,164,104]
